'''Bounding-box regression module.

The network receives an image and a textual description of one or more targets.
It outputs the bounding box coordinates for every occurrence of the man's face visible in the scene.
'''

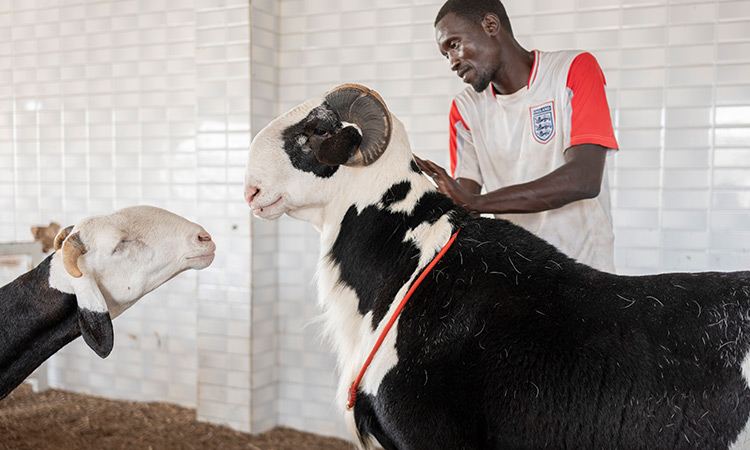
[436,13,498,93]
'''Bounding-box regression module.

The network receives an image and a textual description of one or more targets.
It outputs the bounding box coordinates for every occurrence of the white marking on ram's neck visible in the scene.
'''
[404,215,455,268]
[315,259,371,404]
[730,351,750,449]
[357,214,454,392]
[47,253,74,296]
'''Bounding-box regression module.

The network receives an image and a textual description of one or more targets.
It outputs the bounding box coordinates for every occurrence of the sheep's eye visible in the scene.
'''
[312,128,329,137]
[113,239,132,254]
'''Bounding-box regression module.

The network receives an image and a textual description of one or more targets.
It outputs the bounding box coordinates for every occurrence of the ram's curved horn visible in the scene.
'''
[54,225,74,251]
[62,231,87,278]
[324,84,392,167]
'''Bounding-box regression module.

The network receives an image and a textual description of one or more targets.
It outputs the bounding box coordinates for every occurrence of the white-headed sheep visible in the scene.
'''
[0,205,215,400]
[244,83,750,450]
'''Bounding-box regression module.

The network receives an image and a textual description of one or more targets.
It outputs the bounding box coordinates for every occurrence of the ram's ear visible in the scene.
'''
[69,275,114,359]
[314,126,363,166]
[324,84,392,167]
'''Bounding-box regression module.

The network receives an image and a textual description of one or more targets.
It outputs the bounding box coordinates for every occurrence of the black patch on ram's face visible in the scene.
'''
[329,185,457,329]
[280,104,342,178]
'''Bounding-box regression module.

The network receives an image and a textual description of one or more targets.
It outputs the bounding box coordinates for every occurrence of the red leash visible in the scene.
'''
[346,228,461,410]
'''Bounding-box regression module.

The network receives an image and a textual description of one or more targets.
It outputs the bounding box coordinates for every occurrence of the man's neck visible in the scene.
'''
[491,48,535,95]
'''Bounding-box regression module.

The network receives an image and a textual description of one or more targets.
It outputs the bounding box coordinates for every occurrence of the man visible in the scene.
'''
[416,0,619,272]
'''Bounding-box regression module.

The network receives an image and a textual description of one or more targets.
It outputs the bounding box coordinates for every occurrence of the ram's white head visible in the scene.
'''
[244,84,394,224]
[51,205,216,358]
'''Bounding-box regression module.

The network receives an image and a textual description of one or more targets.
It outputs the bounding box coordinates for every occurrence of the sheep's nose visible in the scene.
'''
[198,232,212,242]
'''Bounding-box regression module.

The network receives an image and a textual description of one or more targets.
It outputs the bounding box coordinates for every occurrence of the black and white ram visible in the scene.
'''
[0,205,215,400]
[244,84,750,450]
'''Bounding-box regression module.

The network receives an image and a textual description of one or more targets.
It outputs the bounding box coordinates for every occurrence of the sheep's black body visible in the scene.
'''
[0,255,81,400]
[333,181,750,450]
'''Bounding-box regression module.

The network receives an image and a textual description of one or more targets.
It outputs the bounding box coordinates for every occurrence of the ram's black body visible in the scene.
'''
[329,180,750,450]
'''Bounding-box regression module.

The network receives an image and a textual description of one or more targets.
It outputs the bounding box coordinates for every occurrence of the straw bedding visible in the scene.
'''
[0,384,354,450]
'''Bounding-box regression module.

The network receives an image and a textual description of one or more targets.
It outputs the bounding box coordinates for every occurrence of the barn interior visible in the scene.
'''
[1,0,749,448]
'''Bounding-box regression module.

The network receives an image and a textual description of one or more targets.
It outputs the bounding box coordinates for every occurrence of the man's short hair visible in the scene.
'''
[435,0,513,36]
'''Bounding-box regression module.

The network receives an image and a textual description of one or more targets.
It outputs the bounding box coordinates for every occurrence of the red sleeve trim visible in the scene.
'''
[567,53,619,150]
[449,100,469,178]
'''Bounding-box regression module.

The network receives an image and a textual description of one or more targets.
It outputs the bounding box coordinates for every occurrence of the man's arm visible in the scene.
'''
[414,143,608,214]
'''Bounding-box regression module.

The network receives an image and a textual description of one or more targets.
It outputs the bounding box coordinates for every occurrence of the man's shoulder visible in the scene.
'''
[538,49,590,70]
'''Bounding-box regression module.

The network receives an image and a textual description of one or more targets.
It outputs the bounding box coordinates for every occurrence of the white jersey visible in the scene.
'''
[449,50,619,272]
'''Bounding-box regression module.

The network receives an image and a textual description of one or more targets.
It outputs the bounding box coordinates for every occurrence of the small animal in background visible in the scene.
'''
[0,206,215,400]
[30,222,61,253]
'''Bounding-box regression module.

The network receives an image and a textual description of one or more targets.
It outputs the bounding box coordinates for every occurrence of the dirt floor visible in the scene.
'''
[0,384,355,450]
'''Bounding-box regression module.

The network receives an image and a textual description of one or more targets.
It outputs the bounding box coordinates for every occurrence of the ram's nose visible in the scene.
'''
[245,186,259,206]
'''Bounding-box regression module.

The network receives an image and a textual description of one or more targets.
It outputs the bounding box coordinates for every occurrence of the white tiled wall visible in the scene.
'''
[2,0,750,444]
[194,0,253,432]
[249,0,281,433]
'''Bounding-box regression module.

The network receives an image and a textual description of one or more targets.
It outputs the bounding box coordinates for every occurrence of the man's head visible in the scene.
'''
[435,0,513,93]
[435,0,513,36]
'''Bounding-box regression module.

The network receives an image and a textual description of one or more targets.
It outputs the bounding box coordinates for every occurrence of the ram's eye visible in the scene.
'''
[312,128,329,137]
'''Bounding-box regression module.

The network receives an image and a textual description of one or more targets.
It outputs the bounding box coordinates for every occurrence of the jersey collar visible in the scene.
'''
[527,50,540,89]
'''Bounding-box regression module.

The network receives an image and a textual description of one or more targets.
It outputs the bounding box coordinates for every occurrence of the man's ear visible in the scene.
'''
[314,126,363,166]
[482,13,501,36]
[69,275,114,359]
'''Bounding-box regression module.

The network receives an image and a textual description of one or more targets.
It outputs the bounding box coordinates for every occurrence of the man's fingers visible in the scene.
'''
[414,157,433,174]
[412,154,429,170]
[412,155,446,176]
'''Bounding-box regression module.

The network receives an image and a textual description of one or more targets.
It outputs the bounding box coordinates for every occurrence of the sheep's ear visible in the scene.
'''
[315,126,363,166]
[69,275,114,359]
[54,226,74,251]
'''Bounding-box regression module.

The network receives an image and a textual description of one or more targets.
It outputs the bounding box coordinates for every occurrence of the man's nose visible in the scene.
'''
[450,57,460,71]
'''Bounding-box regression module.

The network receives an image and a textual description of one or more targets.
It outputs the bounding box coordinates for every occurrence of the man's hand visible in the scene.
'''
[413,155,480,212]
[414,143,608,215]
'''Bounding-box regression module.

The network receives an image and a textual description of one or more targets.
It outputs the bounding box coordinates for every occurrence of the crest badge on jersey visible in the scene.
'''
[530,101,556,144]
